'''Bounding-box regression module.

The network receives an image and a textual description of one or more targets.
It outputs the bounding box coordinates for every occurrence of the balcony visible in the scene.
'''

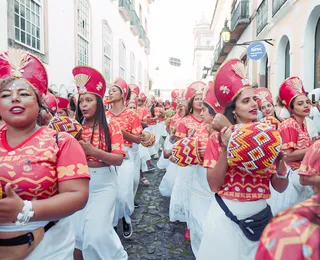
[231,0,250,32]
[144,37,150,55]
[272,0,288,17]
[256,0,268,35]
[119,0,131,21]
[138,25,146,47]
[211,38,230,72]
[130,10,140,36]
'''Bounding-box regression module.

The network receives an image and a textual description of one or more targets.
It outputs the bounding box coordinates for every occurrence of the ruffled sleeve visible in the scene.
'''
[203,132,221,169]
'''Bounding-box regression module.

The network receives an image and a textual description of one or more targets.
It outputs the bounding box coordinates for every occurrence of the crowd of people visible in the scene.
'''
[0,49,319,260]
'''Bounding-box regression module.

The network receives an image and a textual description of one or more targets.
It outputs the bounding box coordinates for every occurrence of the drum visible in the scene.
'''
[48,116,83,140]
[141,131,156,147]
[227,122,282,174]
[259,116,281,130]
[170,137,202,167]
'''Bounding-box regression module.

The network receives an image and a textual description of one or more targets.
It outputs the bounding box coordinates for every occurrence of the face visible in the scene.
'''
[109,86,123,102]
[57,108,68,116]
[128,102,137,111]
[291,95,311,117]
[0,79,40,128]
[138,99,144,107]
[234,88,258,123]
[39,109,52,126]
[201,105,214,124]
[192,94,203,111]
[79,93,97,120]
[260,101,275,117]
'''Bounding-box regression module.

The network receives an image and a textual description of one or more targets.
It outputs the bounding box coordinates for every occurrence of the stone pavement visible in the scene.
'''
[117,165,195,260]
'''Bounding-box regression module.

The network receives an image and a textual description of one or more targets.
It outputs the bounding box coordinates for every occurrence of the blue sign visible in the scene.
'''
[247,42,266,60]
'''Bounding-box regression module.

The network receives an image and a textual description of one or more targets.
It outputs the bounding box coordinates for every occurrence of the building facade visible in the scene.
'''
[209,0,320,98]
[192,14,214,81]
[0,0,153,96]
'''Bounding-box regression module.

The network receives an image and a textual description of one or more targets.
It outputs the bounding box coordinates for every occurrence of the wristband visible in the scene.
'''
[276,165,290,179]
[15,200,34,225]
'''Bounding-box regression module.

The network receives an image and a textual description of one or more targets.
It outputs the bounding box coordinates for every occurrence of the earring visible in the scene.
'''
[232,112,237,120]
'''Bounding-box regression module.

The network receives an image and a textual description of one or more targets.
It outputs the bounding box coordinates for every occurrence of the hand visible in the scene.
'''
[212,114,232,132]
[141,134,146,142]
[79,137,94,156]
[220,126,233,148]
[0,183,24,223]
[275,152,288,177]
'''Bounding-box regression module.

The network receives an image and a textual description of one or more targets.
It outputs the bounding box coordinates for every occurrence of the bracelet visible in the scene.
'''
[276,167,290,179]
[15,200,35,225]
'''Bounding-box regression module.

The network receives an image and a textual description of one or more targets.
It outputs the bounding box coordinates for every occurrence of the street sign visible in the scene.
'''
[247,42,266,60]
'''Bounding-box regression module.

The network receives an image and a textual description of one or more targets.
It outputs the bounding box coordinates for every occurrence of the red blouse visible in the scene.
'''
[81,120,126,162]
[299,139,320,177]
[203,132,275,201]
[175,114,203,139]
[106,108,143,147]
[169,112,184,130]
[279,117,312,170]
[0,127,90,201]
[256,193,320,260]
[137,106,151,124]
[154,107,165,122]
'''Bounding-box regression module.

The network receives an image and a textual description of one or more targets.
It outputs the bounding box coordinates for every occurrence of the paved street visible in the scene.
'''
[117,162,195,260]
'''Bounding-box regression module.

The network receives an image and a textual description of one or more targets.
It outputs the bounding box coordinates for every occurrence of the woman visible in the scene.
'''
[39,92,58,126]
[159,89,186,196]
[0,48,89,259]
[272,77,315,215]
[197,59,288,260]
[106,78,143,239]
[256,140,320,260]
[188,81,223,256]
[71,67,128,259]
[56,97,70,117]
[255,88,280,120]
[147,95,160,159]
[169,81,206,240]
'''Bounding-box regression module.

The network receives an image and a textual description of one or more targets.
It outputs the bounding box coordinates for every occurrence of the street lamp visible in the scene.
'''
[202,66,211,79]
[221,25,231,43]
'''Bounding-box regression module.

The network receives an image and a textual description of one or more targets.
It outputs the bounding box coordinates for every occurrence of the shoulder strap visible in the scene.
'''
[55,133,59,146]
[215,193,240,225]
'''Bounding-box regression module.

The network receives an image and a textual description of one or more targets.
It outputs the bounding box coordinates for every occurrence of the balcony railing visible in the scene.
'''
[231,0,250,31]
[130,9,140,35]
[256,0,268,35]
[144,37,150,54]
[138,25,146,46]
[119,0,131,20]
[213,39,222,66]
[272,0,288,17]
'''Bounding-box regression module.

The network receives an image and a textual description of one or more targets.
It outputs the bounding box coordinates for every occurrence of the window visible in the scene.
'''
[314,18,320,89]
[130,52,136,83]
[138,62,142,89]
[77,0,90,65]
[119,41,126,79]
[102,21,112,84]
[285,42,290,79]
[14,0,43,51]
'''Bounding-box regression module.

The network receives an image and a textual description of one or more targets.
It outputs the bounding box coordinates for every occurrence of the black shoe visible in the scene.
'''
[123,218,133,239]
[134,200,140,208]
[114,226,117,232]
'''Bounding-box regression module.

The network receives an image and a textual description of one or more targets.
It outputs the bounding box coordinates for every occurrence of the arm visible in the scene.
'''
[270,175,288,193]
[207,148,228,192]
[91,148,124,166]
[32,179,89,221]
[271,153,289,193]
[283,148,308,162]
[122,129,141,144]
[300,175,320,186]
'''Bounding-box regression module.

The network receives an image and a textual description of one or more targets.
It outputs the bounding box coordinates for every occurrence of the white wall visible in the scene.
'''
[0,0,8,52]
[47,0,76,95]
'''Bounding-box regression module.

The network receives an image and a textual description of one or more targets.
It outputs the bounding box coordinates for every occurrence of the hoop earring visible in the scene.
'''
[232,112,237,120]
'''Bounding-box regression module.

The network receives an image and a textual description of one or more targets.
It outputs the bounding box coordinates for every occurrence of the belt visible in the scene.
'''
[0,221,58,247]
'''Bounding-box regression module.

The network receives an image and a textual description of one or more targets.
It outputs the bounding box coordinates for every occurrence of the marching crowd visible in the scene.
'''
[0,49,319,260]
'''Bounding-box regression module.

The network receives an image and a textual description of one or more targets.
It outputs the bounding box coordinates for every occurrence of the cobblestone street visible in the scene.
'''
[117,163,195,260]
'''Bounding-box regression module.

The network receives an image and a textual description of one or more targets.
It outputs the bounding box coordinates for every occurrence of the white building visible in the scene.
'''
[192,14,214,81]
[209,0,320,97]
[0,0,153,96]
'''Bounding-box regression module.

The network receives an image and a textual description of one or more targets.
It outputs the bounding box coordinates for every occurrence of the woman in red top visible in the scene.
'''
[0,49,89,259]
[56,97,70,117]
[197,59,288,260]
[256,140,320,260]
[71,67,127,260]
[169,81,206,241]
[107,78,143,239]
[271,77,315,215]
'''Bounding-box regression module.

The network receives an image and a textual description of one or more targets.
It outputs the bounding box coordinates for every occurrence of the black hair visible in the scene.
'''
[115,86,131,101]
[75,94,112,153]
[69,96,76,112]
[224,96,239,125]
[150,104,155,117]
[202,102,216,117]
[185,96,196,117]
[289,96,297,112]
[62,108,70,117]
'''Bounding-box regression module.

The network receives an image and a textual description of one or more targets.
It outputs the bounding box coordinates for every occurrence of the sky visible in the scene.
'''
[148,0,216,91]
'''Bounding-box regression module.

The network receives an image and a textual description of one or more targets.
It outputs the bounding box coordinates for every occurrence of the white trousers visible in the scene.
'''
[132,143,141,197]
[26,218,74,260]
[72,167,128,260]
[113,148,135,226]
